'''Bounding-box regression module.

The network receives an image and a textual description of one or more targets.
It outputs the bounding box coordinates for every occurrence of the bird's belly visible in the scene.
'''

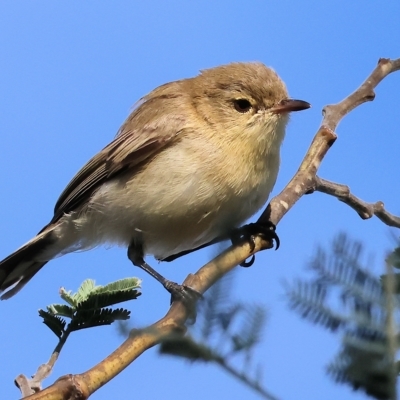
[81,184,269,259]
[69,148,278,259]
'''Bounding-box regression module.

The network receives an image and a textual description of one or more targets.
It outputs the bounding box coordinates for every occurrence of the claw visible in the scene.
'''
[240,255,255,268]
[164,280,202,304]
[232,222,280,268]
[164,281,202,323]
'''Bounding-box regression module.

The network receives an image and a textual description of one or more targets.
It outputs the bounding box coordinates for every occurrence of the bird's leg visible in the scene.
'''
[231,221,280,267]
[127,243,202,306]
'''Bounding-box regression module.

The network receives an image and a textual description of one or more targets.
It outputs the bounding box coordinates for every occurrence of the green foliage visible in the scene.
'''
[327,334,399,400]
[47,304,74,318]
[160,335,215,361]
[68,308,131,331]
[39,278,141,339]
[160,271,267,390]
[387,245,400,270]
[231,306,266,352]
[38,310,66,339]
[286,233,400,400]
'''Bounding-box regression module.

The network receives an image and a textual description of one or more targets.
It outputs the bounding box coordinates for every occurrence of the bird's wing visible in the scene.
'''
[51,91,186,223]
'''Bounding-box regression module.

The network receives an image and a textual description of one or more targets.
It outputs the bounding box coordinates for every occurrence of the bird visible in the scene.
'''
[0,62,310,300]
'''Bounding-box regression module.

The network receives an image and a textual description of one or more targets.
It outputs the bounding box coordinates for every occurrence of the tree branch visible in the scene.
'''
[25,238,269,399]
[315,176,400,227]
[23,57,400,399]
[260,57,400,227]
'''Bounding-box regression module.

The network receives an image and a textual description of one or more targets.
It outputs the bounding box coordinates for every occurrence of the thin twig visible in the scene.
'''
[314,176,400,227]
[323,58,400,129]
[260,57,400,227]
[214,355,280,400]
[17,323,73,397]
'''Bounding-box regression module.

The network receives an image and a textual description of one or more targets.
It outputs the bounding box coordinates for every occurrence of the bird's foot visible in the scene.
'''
[128,245,202,321]
[231,222,280,267]
[163,280,202,323]
[163,279,202,304]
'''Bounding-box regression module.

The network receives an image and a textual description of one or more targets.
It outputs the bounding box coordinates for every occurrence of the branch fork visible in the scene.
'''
[22,57,400,400]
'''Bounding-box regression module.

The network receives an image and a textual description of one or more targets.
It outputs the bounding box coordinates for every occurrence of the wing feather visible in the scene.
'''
[51,83,187,223]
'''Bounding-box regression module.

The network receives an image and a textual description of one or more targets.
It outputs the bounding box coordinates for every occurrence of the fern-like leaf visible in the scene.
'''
[387,245,400,270]
[59,287,78,307]
[288,234,400,399]
[73,279,98,304]
[69,308,131,331]
[47,303,75,318]
[197,271,234,341]
[309,234,384,307]
[160,335,215,361]
[77,289,141,311]
[287,280,343,331]
[232,305,266,352]
[91,277,141,294]
[39,309,66,338]
[327,334,394,400]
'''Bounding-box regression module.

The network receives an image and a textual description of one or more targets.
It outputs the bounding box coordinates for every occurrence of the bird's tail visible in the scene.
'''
[0,225,58,300]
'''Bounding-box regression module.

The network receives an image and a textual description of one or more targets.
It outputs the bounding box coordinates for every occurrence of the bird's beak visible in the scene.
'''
[271,99,311,114]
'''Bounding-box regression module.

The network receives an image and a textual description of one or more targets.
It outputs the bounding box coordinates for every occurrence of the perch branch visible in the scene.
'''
[23,57,400,399]
[24,238,271,400]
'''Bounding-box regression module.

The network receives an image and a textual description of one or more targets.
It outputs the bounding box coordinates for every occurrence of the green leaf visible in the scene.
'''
[160,336,215,361]
[387,245,400,269]
[74,279,98,303]
[69,308,131,331]
[77,290,141,311]
[231,305,266,352]
[197,271,234,340]
[91,277,141,294]
[47,303,75,318]
[43,278,140,337]
[39,309,66,338]
[59,287,78,307]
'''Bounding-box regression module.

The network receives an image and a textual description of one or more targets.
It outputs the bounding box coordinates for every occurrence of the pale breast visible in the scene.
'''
[70,121,283,259]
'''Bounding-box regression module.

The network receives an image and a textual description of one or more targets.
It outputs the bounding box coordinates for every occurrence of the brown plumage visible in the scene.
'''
[0,62,310,299]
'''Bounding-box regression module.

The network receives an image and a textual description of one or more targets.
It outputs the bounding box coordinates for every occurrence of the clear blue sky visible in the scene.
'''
[0,2,399,399]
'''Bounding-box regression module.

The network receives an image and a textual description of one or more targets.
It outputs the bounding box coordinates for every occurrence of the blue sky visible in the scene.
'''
[0,2,399,399]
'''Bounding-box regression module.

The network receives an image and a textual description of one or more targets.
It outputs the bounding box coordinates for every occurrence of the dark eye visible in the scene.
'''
[233,99,252,113]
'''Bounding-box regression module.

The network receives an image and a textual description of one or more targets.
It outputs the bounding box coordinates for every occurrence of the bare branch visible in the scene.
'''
[214,356,280,400]
[259,57,400,227]
[315,176,400,228]
[261,126,337,225]
[17,360,54,396]
[22,57,400,399]
[323,58,400,129]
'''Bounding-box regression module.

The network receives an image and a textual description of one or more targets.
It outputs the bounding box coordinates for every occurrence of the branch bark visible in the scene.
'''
[261,57,400,227]
[315,176,400,227]
[24,57,400,400]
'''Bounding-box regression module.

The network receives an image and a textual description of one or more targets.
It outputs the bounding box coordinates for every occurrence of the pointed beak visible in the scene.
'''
[271,99,311,114]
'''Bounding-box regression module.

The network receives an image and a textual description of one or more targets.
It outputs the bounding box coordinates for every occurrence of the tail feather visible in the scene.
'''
[0,227,56,299]
[0,261,47,300]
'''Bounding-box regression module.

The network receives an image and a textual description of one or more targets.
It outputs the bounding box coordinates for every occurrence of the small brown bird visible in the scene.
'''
[0,62,310,300]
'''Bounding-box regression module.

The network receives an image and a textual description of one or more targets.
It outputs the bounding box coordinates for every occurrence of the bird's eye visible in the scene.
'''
[233,99,252,113]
